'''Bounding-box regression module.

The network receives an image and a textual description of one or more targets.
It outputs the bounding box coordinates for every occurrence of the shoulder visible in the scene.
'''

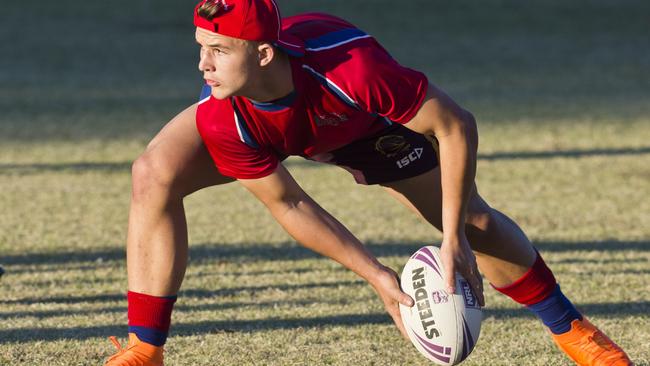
[197,95,265,152]
[285,14,401,91]
[282,16,428,123]
[196,94,239,144]
[282,12,379,60]
[196,93,233,129]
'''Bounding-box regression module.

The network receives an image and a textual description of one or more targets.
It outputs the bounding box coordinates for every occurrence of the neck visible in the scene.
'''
[244,52,294,103]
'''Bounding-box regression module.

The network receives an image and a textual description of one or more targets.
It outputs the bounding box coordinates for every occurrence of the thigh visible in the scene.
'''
[381,167,444,230]
[381,167,490,233]
[143,103,234,194]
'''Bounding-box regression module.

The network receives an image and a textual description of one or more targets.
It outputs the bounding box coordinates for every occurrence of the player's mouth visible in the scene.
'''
[205,78,220,87]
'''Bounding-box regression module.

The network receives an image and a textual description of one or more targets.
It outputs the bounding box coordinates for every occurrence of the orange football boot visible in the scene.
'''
[551,317,633,366]
[104,333,164,366]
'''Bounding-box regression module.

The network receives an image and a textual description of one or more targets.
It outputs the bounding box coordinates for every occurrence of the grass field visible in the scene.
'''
[1,0,649,365]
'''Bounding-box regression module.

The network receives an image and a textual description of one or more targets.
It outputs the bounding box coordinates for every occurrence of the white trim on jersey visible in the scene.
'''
[198,96,211,105]
[277,39,304,49]
[301,64,359,108]
[233,110,245,144]
[305,34,372,52]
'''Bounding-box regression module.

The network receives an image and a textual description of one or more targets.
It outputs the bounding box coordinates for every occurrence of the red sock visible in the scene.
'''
[492,252,583,334]
[492,252,556,305]
[127,291,177,346]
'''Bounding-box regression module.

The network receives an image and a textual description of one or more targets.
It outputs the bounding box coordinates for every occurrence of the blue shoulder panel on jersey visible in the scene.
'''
[249,90,296,112]
[199,84,211,103]
[305,28,370,51]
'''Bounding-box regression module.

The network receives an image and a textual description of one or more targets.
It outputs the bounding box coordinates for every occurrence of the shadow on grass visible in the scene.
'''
[0,281,364,306]
[3,240,648,267]
[2,145,650,175]
[1,301,648,344]
[0,299,341,320]
[0,162,131,175]
[484,301,650,321]
[4,298,649,322]
[0,314,390,344]
[478,146,650,161]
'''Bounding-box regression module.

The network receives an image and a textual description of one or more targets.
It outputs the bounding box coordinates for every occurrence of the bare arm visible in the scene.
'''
[405,83,478,236]
[403,83,484,305]
[238,164,414,338]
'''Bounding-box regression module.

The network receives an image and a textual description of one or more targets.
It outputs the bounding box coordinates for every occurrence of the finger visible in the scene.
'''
[389,307,410,341]
[445,264,456,294]
[393,276,415,307]
[464,267,484,307]
[473,273,485,306]
[396,289,414,307]
[476,272,485,306]
[382,268,415,307]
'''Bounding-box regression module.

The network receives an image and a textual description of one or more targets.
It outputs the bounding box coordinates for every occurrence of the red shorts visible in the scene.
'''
[308,123,439,185]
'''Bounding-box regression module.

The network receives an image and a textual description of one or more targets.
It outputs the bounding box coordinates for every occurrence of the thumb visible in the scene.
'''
[398,290,414,307]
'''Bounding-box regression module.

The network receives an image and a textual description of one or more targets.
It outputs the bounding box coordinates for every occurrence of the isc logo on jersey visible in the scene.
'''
[396,147,423,168]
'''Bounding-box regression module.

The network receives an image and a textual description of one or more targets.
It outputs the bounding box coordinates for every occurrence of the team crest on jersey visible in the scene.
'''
[315,112,349,126]
[375,135,411,158]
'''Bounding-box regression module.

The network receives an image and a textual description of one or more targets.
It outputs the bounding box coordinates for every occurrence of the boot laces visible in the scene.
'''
[107,336,126,361]
[106,336,145,366]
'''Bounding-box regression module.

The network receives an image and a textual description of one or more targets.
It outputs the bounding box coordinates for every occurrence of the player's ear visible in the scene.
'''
[256,42,275,67]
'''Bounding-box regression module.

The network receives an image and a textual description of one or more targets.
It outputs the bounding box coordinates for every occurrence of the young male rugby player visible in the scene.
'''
[104,0,633,365]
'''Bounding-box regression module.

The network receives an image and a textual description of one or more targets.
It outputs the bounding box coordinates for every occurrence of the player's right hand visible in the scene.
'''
[369,265,415,341]
[440,233,485,307]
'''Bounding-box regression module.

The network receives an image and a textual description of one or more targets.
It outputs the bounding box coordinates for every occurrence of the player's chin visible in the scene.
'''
[210,86,234,100]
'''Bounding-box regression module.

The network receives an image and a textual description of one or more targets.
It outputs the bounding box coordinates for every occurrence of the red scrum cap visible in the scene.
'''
[193,0,305,56]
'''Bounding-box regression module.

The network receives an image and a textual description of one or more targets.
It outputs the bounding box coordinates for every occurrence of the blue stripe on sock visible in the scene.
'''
[128,326,168,346]
[526,284,582,334]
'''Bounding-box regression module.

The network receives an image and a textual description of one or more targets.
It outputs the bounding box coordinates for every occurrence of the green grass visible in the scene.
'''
[1,0,649,365]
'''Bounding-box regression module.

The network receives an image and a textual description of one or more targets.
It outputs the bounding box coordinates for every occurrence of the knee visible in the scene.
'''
[131,152,182,201]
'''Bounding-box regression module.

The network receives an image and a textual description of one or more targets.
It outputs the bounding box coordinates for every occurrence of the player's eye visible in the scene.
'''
[199,47,224,56]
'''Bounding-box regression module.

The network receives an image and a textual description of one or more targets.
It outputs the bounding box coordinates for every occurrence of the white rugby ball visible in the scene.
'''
[399,245,482,365]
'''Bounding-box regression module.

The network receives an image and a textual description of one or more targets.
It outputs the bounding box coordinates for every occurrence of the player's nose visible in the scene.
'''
[198,53,215,73]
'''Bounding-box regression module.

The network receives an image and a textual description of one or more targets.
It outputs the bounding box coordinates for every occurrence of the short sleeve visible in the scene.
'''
[196,98,279,180]
[335,42,429,124]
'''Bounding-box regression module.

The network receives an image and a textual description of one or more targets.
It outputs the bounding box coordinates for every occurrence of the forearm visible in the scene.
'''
[403,84,478,237]
[437,111,478,237]
[268,195,384,284]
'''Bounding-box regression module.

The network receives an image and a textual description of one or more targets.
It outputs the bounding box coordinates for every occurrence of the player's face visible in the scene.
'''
[196,27,260,99]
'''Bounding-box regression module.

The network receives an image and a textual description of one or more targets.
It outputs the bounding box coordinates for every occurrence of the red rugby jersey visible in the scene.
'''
[196,13,429,179]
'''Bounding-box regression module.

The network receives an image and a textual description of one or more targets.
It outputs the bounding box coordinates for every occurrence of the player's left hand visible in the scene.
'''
[370,265,414,341]
[440,233,485,306]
